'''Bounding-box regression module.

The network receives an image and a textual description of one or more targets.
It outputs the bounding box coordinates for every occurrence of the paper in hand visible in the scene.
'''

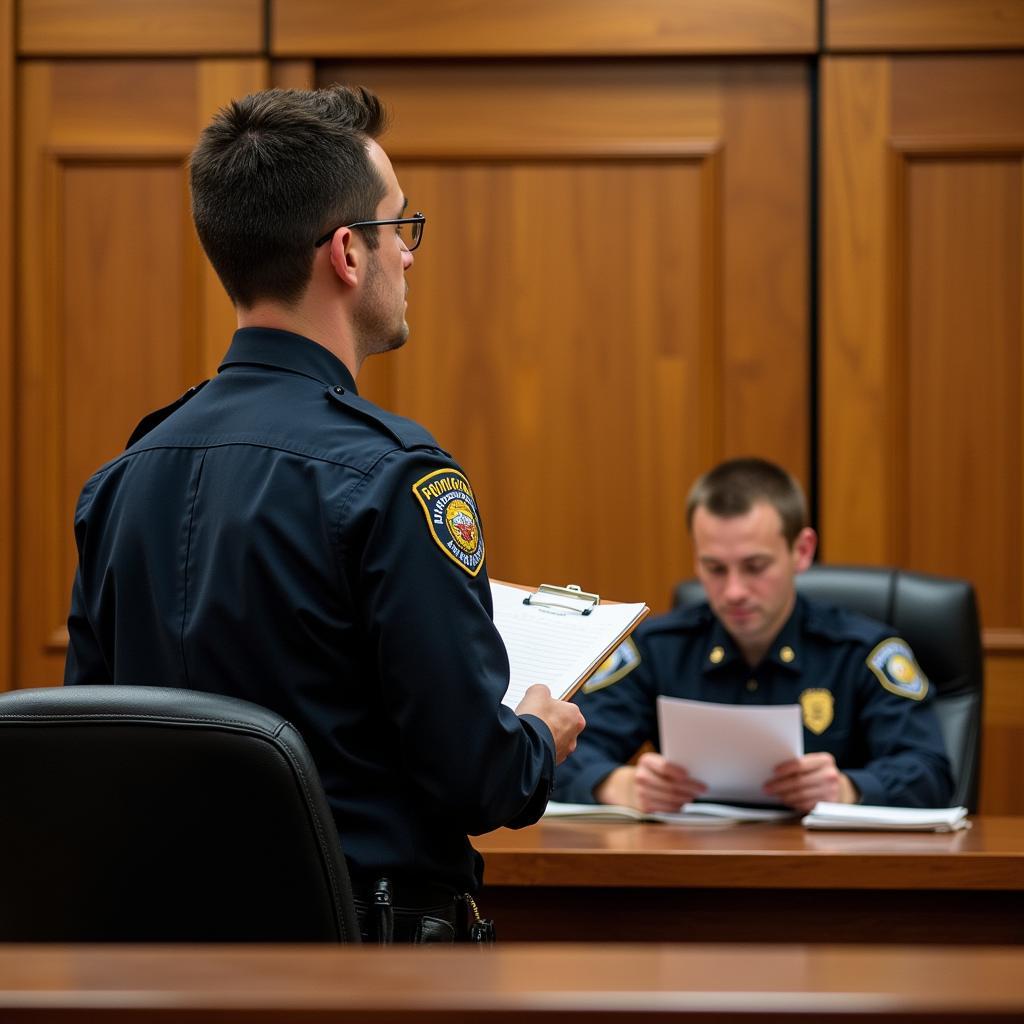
[657,696,803,805]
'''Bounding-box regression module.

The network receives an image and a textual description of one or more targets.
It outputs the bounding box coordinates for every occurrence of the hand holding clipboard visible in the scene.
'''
[490,580,649,709]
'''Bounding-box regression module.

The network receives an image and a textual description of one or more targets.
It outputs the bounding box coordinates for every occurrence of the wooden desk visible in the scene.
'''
[2,944,1024,1022]
[472,817,1024,944]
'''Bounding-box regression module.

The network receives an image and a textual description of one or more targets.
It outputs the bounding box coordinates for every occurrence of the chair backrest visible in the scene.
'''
[0,685,359,942]
[673,565,984,811]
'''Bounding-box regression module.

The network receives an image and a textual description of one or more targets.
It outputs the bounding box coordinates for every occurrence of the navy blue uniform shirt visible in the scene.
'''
[65,327,555,893]
[554,596,953,808]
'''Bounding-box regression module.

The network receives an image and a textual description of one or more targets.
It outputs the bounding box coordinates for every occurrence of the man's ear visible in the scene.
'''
[792,526,818,573]
[328,226,360,287]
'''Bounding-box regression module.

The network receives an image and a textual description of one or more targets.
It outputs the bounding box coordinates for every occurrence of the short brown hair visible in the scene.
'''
[189,85,388,308]
[686,457,807,545]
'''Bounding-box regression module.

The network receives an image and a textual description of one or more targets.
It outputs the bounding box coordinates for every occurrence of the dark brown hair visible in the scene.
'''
[685,457,807,546]
[189,85,388,308]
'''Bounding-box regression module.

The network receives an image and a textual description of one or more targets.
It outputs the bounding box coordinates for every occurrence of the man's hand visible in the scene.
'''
[595,753,706,813]
[515,684,586,765]
[763,752,859,811]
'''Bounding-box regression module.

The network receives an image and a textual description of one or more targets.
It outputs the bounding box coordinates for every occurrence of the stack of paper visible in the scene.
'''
[802,802,970,832]
[543,800,796,825]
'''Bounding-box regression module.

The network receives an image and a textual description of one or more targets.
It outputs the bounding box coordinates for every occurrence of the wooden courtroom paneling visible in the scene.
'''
[275,0,817,56]
[826,0,1024,52]
[331,60,809,617]
[14,59,267,689]
[0,0,12,692]
[820,55,1024,813]
[19,0,264,56]
[982,654,1024,814]
[271,60,314,91]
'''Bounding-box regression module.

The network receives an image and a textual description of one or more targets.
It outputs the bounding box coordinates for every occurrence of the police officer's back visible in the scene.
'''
[64,85,585,936]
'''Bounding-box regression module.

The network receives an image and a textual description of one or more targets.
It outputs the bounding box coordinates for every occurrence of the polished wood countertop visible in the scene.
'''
[2,944,1024,1022]
[472,816,1024,890]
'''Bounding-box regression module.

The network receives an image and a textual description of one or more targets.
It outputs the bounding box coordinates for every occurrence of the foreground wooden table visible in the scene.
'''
[472,817,1024,944]
[2,944,1023,1022]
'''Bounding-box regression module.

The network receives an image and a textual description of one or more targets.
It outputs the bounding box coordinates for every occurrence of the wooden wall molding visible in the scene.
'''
[985,630,1024,654]
[275,0,818,57]
[19,0,265,56]
[890,136,1024,156]
[827,0,1024,52]
[375,139,722,162]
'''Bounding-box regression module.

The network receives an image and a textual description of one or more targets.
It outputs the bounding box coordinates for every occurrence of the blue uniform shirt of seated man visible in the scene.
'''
[554,457,953,812]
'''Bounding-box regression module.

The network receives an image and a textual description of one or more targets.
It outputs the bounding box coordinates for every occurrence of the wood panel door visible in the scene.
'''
[821,55,1024,812]
[15,59,267,688]
[325,60,809,616]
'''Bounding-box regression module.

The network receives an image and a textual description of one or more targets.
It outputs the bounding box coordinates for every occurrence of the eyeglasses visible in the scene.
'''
[314,213,426,251]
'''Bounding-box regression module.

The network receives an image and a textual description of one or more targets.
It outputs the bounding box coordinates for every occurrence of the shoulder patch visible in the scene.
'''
[583,638,641,694]
[412,468,485,576]
[866,638,929,700]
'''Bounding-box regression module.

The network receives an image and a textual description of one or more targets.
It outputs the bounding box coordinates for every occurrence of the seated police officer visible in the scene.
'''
[64,85,585,942]
[554,457,952,812]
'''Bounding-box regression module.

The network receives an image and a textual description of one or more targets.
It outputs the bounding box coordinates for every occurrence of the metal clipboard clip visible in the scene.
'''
[523,583,601,616]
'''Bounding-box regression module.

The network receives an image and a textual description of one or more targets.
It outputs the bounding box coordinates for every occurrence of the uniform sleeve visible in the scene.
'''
[348,450,555,834]
[64,570,113,685]
[844,637,954,807]
[552,637,658,803]
[63,482,112,686]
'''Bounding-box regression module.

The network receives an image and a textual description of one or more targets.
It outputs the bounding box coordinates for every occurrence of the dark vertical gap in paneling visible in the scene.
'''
[263,0,272,56]
[2,0,16,689]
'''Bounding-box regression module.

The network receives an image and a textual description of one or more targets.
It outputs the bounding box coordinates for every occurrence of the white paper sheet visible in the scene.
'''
[490,582,647,709]
[542,800,795,825]
[657,696,803,805]
[802,801,970,831]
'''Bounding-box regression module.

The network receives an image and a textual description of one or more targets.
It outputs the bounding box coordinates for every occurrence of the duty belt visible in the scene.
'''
[353,877,496,944]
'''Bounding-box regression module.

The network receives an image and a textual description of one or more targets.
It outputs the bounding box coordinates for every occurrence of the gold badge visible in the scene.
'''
[799,688,834,735]
[709,646,725,664]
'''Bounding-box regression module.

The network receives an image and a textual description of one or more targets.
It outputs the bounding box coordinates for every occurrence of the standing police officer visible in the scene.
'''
[554,458,951,811]
[64,85,585,940]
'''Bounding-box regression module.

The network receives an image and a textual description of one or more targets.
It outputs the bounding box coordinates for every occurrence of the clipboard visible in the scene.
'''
[490,579,649,709]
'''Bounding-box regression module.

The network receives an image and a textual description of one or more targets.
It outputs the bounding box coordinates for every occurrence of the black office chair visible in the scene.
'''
[0,685,359,941]
[673,565,984,811]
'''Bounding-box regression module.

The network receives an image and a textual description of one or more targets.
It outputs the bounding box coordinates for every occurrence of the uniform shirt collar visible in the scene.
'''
[702,594,806,674]
[219,327,357,394]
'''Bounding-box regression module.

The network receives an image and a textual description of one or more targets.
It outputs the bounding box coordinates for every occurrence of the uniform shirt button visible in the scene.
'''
[746,679,758,692]
[333,385,345,395]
